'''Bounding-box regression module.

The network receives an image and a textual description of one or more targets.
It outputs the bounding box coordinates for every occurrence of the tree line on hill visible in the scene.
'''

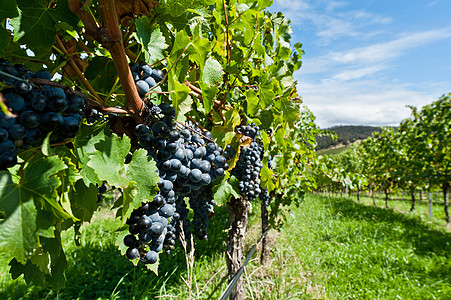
[316,125,383,150]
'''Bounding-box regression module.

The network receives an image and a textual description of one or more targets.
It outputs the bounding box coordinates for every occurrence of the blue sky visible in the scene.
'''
[270,0,451,128]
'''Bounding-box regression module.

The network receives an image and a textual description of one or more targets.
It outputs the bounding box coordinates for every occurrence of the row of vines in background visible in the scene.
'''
[314,94,450,223]
[0,1,327,299]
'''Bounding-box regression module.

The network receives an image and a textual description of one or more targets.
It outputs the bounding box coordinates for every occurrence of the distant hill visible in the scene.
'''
[316,125,382,150]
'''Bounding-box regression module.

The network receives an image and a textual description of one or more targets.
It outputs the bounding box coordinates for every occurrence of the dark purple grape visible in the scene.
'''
[14,80,32,94]
[62,116,81,133]
[189,169,203,183]
[143,250,158,264]
[136,80,150,97]
[159,204,175,218]
[23,128,42,145]
[123,234,139,247]
[8,124,26,140]
[0,128,8,142]
[4,93,25,112]
[48,95,68,112]
[126,247,139,260]
[0,140,16,153]
[144,76,156,88]
[151,69,164,83]
[34,70,52,80]
[149,222,164,235]
[140,64,153,78]
[67,94,85,112]
[30,93,47,112]
[19,111,40,128]
[40,112,63,130]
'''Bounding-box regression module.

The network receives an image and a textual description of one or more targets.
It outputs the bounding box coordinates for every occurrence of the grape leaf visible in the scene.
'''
[281,99,300,124]
[9,258,46,286]
[68,180,99,222]
[87,135,159,219]
[164,0,195,17]
[171,80,192,122]
[73,122,109,185]
[200,85,218,114]
[212,174,239,205]
[0,157,68,263]
[0,0,18,20]
[10,0,79,54]
[245,89,259,116]
[42,231,67,290]
[136,17,168,64]
[0,25,12,56]
[201,57,223,86]
[87,133,132,187]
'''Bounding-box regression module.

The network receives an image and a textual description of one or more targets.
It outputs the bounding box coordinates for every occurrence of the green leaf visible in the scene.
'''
[9,258,46,286]
[73,122,109,185]
[68,180,99,222]
[281,99,300,124]
[189,34,211,70]
[0,25,12,56]
[0,0,18,20]
[84,57,117,94]
[87,133,132,187]
[171,81,192,122]
[212,174,239,205]
[211,126,235,147]
[165,0,195,17]
[10,0,79,54]
[136,17,168,64]
[200,85,218,114]
[258,80,275,109]
[42,231,67,290]
[201,57,223,86]
[245,89,259,116]
[0,156,68,263]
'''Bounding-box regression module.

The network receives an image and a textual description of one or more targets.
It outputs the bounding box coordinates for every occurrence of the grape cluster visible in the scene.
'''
[229,124,264,200]
[123,61,227,262]
[97,181,107,202]
[0,60,85,170]
[129,62,164,98]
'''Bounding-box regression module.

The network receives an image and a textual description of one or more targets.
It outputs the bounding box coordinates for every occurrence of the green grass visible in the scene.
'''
[1,195,450,299]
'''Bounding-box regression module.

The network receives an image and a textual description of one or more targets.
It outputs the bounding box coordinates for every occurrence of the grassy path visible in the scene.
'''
[1,194,450,299]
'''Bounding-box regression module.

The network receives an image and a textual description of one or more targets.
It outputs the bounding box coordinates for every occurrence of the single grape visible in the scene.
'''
[151,69,164,83]
[34,70,52,80]
[0,128,8,142]
[19,111,40,128]
[8,124,26,140]
[143,250,159,264]
[4,93,25,112]
[48,95,68,112]
[126,247,140,260]
[136,80,150,97]
[30,93,47,112]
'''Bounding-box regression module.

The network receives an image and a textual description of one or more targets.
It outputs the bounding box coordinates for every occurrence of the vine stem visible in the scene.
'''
[98,0,144,122]
[175,120,214,142]
[184,81,230,112]
[55,36,103,103]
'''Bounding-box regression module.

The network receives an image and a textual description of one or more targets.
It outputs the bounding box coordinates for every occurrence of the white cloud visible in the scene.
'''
[298,79,447,128]
[331,28,451,65]
[300,27,451,81]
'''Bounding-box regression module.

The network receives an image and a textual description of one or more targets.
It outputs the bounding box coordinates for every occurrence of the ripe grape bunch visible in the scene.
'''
[129,62,164,98]
[227,124,264,201]
[123,63,228,264]
[0,60,85,170]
